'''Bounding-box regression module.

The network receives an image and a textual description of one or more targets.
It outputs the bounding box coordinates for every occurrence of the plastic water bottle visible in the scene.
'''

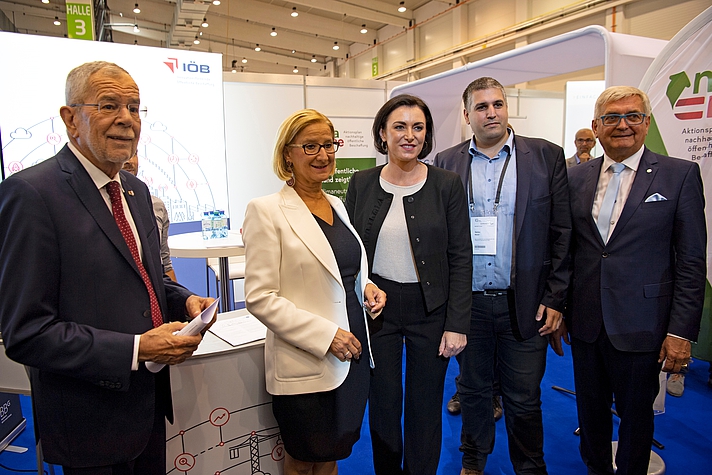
[211,211,221,239]
[219,210,228,238]
[201,212,212,240]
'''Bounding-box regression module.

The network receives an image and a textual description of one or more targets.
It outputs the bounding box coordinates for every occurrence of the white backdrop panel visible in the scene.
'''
[0,33,228,223]
[223,80,304,230]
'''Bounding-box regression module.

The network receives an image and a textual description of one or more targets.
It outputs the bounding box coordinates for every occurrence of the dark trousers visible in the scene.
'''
[368,275,449,475]
[458,293,548,475]
[571,329,661,475]
[62,403,166,475]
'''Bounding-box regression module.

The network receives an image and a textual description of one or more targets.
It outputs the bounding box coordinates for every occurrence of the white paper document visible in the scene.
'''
[208,314,267,347]
[145,298,220,373]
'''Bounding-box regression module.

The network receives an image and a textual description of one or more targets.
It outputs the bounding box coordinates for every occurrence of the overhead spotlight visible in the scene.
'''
[41,0,49,4]
[293,66,299,73]
[193,35,200,44]
[311,55,317,63]
[333,42,339,50]
[398,1,406,13]
[53,16,60,26]
[134,39,138,45]
[232,68,237,73]
[254,44,261,51]
[133,24,140,32]
[133,3,140,14]
[270,27,277,37]
[199,31,203,36]
[291,50,296,54]
[360,24,368,34]
[242,58,247,63]
[291,7,298,17]
[212,0,220,4]
[201,18,209,28]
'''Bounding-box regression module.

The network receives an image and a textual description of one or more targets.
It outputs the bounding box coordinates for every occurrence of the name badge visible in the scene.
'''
[471,216,497,255]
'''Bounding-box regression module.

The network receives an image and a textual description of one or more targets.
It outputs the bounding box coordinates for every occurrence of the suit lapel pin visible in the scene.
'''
[127,190,135,196]
[646,168,652,173]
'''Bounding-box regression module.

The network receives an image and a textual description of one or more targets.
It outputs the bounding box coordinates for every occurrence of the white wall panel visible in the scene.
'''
[418,13,452,59]
[468,0,516,39]
[383,34,409,72]
[626,0,710,40]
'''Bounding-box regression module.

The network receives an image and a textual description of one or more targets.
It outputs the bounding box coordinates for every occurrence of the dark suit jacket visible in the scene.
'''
[345,164,472,334]
[433,135,571,340]
[567,148,706,352]
[0,145,193,467]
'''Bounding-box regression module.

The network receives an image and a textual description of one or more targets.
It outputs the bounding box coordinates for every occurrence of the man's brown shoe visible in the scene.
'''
[460,468,484,475]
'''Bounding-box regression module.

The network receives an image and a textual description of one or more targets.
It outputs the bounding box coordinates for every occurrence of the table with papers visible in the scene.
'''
[168,309,284,474]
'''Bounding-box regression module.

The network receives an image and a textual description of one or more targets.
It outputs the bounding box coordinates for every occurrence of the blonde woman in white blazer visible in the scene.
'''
[243,109,386,475]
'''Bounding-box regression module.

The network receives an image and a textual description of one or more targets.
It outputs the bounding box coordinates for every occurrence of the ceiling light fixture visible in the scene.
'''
[133,3,140,14]
[254,44,261,51]
[311,55,317,63]
[398,1,406,13]
[332,42,339,50]
[291,50,296,54]
[134,39,138,45]
[291,7,298,17]
[270,27,277,37]
[133,24,140,32]
[212,0,220,5]
[293,66,299,73]
[360,24,368,34]
[53,16,60,26]
[232,60,237,67]
[41,0,49,3]
[193,35,200,44]
[201,18,209,28]
[242,58,247,63]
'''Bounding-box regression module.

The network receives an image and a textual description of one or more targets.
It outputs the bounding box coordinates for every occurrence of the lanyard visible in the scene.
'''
[468,149,512,214]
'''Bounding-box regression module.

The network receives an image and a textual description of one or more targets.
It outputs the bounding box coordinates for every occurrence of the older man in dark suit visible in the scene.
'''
[552,86,706,475]
[433,76,571,475]
[0,61,214,475]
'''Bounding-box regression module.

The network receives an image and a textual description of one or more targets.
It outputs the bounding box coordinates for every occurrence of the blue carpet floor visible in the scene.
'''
[2,344,711,474]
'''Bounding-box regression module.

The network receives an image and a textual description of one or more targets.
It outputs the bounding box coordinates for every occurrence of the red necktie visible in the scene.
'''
[106,181,163,328]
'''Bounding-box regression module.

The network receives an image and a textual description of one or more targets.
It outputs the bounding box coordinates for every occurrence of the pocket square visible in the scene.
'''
[645,193,667,202]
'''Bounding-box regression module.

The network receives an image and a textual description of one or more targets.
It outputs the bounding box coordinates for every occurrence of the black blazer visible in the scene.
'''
[433,135,571,340]
[0,145,194,467]
[345,164,472,334]
[567,149,706,351]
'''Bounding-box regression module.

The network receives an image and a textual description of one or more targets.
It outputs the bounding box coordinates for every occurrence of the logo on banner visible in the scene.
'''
[666,70,712,120]
[163,57,211,74]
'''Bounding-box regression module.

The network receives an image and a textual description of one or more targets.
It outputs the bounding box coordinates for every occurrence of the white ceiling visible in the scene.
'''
[0,0,433,75]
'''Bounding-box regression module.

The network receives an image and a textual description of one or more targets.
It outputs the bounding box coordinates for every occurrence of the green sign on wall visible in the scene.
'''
[322,157,376,202]
[372,57,379,77]
[65,0,95,40]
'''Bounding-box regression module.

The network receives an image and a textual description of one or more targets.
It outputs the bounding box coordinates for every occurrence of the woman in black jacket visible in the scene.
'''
[345,94,472,475]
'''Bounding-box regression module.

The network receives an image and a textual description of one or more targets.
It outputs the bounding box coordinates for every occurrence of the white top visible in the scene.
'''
[372,176,425,283]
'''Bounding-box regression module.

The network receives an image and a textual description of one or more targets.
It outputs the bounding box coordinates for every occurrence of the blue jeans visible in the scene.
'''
[458,292,548,474]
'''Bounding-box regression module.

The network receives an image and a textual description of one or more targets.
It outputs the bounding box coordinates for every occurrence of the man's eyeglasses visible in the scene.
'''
[598,113,646,127]
[288,142,340,155]
[69,102,148,119]
[575,138,595,143]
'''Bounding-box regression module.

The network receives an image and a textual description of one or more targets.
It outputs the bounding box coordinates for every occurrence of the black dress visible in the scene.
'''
[271,209,370,462]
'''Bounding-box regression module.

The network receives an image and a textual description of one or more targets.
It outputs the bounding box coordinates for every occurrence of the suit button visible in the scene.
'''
[143,310,151,318]
[410,215,415,219]
[415,237,420,242]
[407,197,414,203]
[421,260,425,265]
[115,382,122,389]
[602,252,609,258]
[426,281,431,286]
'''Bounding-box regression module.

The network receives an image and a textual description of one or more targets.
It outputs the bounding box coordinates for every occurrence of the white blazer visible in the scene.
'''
[243,185,376,395]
